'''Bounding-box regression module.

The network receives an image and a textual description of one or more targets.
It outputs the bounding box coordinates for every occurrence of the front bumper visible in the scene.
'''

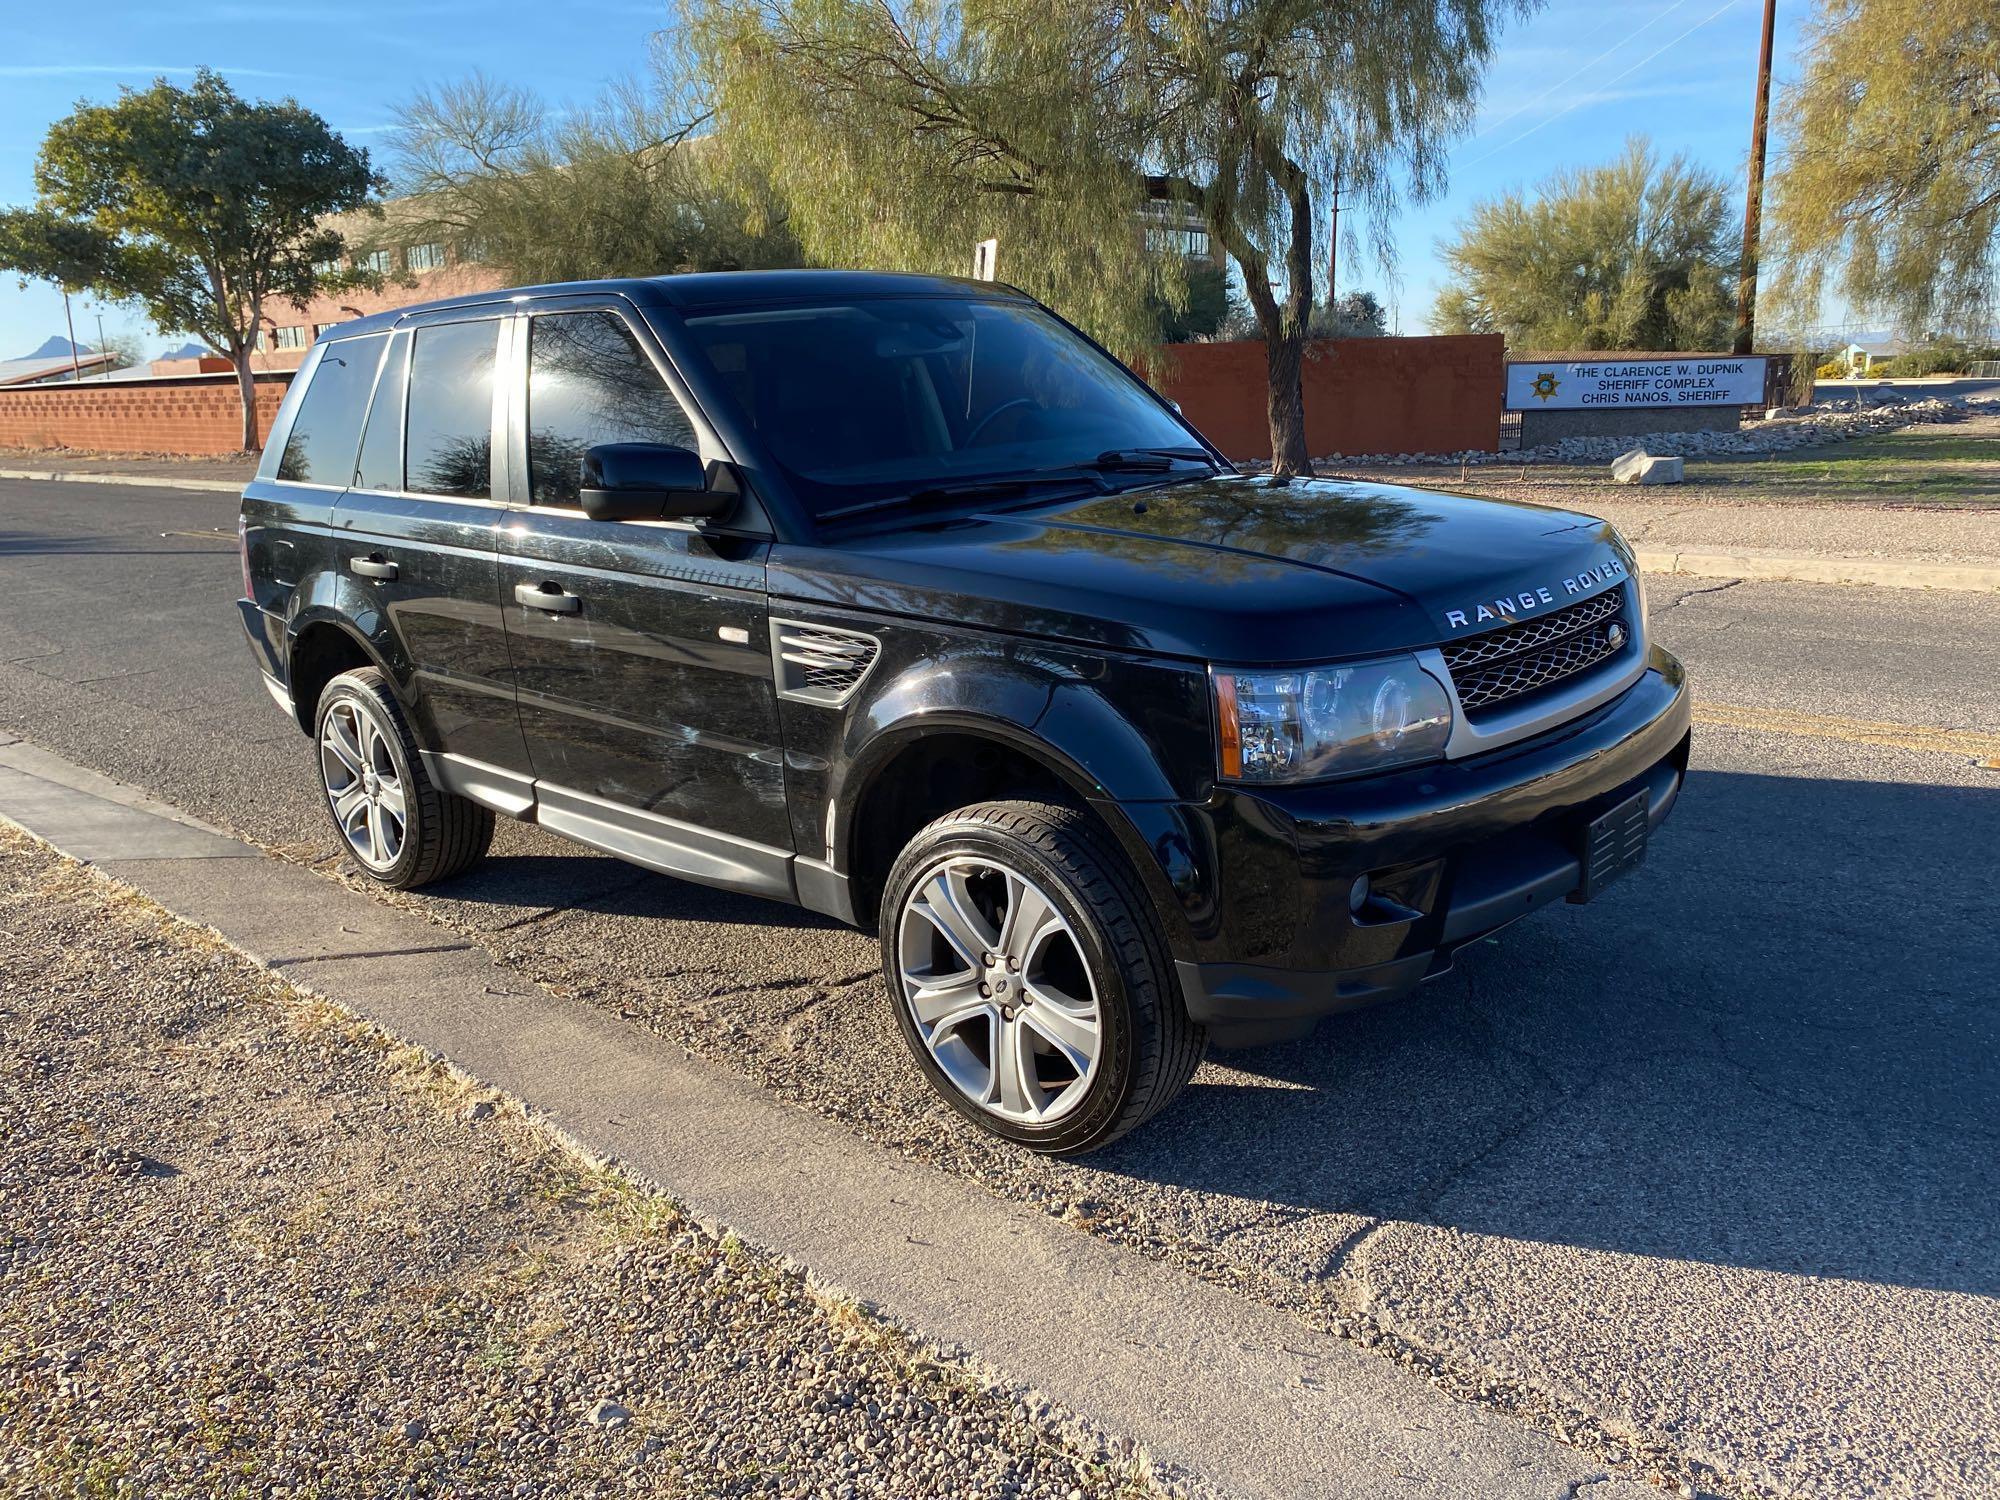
[1167,649,1690,1045]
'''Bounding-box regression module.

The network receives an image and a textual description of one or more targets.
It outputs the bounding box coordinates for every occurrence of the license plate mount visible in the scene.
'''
[1570,788,1649,903]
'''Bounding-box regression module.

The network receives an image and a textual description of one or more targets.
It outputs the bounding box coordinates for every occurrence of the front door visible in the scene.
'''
[496,304,792,898]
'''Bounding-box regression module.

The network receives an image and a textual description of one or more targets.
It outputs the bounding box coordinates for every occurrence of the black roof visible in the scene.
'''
[324,269,1025,340]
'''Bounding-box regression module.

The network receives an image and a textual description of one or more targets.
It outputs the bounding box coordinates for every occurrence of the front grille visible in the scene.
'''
[1441,587,1630,713]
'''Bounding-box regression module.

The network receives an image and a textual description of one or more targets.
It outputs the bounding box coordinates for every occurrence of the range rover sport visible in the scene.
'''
[237,271,1689,1154]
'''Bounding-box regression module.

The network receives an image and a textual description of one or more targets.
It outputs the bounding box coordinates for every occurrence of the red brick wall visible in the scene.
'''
[0,373,294,456]
[1150,334,1504,461]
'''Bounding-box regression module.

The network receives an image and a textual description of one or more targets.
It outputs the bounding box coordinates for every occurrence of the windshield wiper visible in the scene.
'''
[1087,447,1217,472]
[819,471,1099,523]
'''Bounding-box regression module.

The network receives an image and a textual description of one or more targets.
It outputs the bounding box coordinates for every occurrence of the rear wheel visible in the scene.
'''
[314,667,492,890]
[881,801,1204,1154]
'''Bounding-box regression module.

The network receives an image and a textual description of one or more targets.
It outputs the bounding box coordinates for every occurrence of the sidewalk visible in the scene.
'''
[0,448,254,492]
[0,730,1667,1500]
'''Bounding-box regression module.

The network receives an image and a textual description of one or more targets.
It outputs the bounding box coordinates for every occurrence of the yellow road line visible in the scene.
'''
[1694,702,2000,763]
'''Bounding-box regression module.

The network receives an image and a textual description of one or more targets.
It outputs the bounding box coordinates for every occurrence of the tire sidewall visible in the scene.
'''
[315,673,425,887]
[882,816,1141,1153]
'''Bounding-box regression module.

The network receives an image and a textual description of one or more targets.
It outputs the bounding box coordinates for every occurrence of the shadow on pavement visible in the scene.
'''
[1083,767,2000,1298]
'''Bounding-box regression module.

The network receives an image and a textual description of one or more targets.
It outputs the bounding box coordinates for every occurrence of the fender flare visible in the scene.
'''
[283,574,414,732]
[829,657,1205,957]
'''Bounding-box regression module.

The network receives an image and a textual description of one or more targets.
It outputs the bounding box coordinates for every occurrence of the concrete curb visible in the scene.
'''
[0,731,1665,1500]
[0,467,245,494]
[1634,546,2000,593]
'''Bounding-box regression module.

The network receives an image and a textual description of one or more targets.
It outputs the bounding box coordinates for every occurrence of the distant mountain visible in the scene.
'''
[158,341,214,360]
[21,335,84,360]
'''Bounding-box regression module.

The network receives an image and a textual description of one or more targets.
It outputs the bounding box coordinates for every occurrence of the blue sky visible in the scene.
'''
[0,0,1813,358]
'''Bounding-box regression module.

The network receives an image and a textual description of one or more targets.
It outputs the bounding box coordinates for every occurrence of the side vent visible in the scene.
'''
[771,620,881,707]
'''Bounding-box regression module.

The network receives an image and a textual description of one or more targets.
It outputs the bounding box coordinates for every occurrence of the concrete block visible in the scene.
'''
[1612,448,1684,485]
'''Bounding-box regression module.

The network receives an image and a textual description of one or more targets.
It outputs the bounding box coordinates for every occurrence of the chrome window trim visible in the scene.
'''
[1423,581,1648,760]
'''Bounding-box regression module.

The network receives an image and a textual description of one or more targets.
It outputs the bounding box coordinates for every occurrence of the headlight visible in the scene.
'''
[1213,656,1453,782]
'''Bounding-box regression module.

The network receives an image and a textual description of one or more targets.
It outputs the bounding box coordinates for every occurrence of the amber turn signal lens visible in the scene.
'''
[1213,672,1242,779]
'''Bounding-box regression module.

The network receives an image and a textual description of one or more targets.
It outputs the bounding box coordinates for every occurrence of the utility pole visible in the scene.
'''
[1326,169,1341,329]
[93,308,109,379]
[1733,0,1779,356]
[60,287,82,383]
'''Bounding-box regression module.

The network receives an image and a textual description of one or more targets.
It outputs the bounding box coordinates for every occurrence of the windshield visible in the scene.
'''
[677,297,1208,521]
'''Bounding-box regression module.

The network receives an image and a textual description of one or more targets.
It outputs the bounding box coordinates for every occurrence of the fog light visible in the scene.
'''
[1349,875,1371,914]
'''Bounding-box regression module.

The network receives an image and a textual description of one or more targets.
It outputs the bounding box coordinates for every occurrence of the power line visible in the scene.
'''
[1464,0,1746,171]
[1466,0,1700,145]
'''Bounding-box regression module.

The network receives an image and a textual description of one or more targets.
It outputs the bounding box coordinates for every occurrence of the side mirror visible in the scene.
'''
[578,442,733,522]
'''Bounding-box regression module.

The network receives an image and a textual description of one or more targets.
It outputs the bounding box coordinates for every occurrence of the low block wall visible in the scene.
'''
[0,371,294,456]
[1150,334,1504,461]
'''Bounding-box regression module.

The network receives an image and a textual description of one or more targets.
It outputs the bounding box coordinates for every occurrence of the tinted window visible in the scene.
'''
[679,298,1198,521]
[354,331,409,492]
[275,334,386,485]
[527,312,698,507]
[406,320,497,499]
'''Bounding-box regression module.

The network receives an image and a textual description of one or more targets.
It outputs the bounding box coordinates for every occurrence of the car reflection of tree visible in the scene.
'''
[1001,480,1435,574]
[527,313,695,505]
[411,434,493,498]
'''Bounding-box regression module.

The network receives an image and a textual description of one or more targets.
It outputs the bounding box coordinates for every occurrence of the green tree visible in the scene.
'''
[0,70,381,451]
[1311,290,1388,337]
[1768,0,1998,339]
[688,0,1527,476]
[1154,260,1239,342]
[1431,138,1735,351]
[386,71,802,283]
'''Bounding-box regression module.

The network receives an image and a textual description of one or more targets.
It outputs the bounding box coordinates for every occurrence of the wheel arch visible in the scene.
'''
[284,610,399,735]
[834,704,1201,964]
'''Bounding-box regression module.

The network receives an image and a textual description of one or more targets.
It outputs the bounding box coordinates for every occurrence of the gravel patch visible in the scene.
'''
[0,828,1188,1500]
[1310,392,1992,469]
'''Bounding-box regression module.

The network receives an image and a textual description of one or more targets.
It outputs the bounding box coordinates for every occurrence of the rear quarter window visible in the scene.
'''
[275,334,388,486]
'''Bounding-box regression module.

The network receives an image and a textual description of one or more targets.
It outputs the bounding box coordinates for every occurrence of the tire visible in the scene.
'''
[312,666,493,890]
[881,800,1205,1154]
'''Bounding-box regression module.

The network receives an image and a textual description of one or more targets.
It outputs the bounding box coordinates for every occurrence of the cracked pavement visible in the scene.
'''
[3,478,1996,1499]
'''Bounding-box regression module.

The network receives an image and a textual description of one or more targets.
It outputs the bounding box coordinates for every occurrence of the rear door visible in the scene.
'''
[495,299,791,897]
[332,312,528,786]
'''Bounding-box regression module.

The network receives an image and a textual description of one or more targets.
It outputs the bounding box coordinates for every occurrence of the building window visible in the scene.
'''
[405,242,446,272]
[313,323,339,337]
[313,257,341,276]
[355,248,394,274]
[271,325,308,351]
[1146,226,1210,259]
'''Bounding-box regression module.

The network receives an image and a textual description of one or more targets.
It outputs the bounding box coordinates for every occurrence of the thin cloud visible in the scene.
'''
[0,64,298,79]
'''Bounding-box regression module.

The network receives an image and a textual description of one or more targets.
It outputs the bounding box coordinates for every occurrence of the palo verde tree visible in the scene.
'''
[688,0,1528,476]
[1431,138,1736,352]
[1768,0,1999,339]
[0,70,380,451]
[386,70,802,283]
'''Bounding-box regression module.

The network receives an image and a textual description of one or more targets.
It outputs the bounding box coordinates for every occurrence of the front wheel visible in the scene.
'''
[881,801,1205,1154]
[314,666,493,890]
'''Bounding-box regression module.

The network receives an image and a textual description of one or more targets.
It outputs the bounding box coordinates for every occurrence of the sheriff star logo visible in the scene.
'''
[1531,371,1560,402]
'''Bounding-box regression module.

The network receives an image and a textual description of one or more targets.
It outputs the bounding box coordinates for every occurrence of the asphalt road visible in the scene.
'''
[3,478,1997,1500]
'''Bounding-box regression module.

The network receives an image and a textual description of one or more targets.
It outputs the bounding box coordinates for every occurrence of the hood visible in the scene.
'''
[768,473,1632,663]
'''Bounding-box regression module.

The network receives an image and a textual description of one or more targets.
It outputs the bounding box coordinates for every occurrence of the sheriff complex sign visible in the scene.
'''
[1505,356,1769,411]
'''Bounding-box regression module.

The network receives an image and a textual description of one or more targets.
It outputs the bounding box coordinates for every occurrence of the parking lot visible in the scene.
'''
[2,474,1996,1499]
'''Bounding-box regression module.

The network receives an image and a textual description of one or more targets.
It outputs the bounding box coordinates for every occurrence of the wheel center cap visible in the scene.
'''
[362,770,379,797]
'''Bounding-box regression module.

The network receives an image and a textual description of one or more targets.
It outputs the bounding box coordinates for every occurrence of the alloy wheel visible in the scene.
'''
[895,856,1103,1125]
[318,699,408,871]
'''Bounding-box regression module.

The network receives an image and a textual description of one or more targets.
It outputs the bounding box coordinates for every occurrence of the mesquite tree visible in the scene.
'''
[0,70,379,451]
[689,0,1526,475]
[1768,0,1999,338]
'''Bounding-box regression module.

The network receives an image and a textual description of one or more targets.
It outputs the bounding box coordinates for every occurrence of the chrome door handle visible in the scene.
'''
[515,581,581,614]
[350,554,398,580]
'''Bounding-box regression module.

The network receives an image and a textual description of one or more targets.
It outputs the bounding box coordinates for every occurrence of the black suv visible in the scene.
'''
[237,271,1689,1153]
